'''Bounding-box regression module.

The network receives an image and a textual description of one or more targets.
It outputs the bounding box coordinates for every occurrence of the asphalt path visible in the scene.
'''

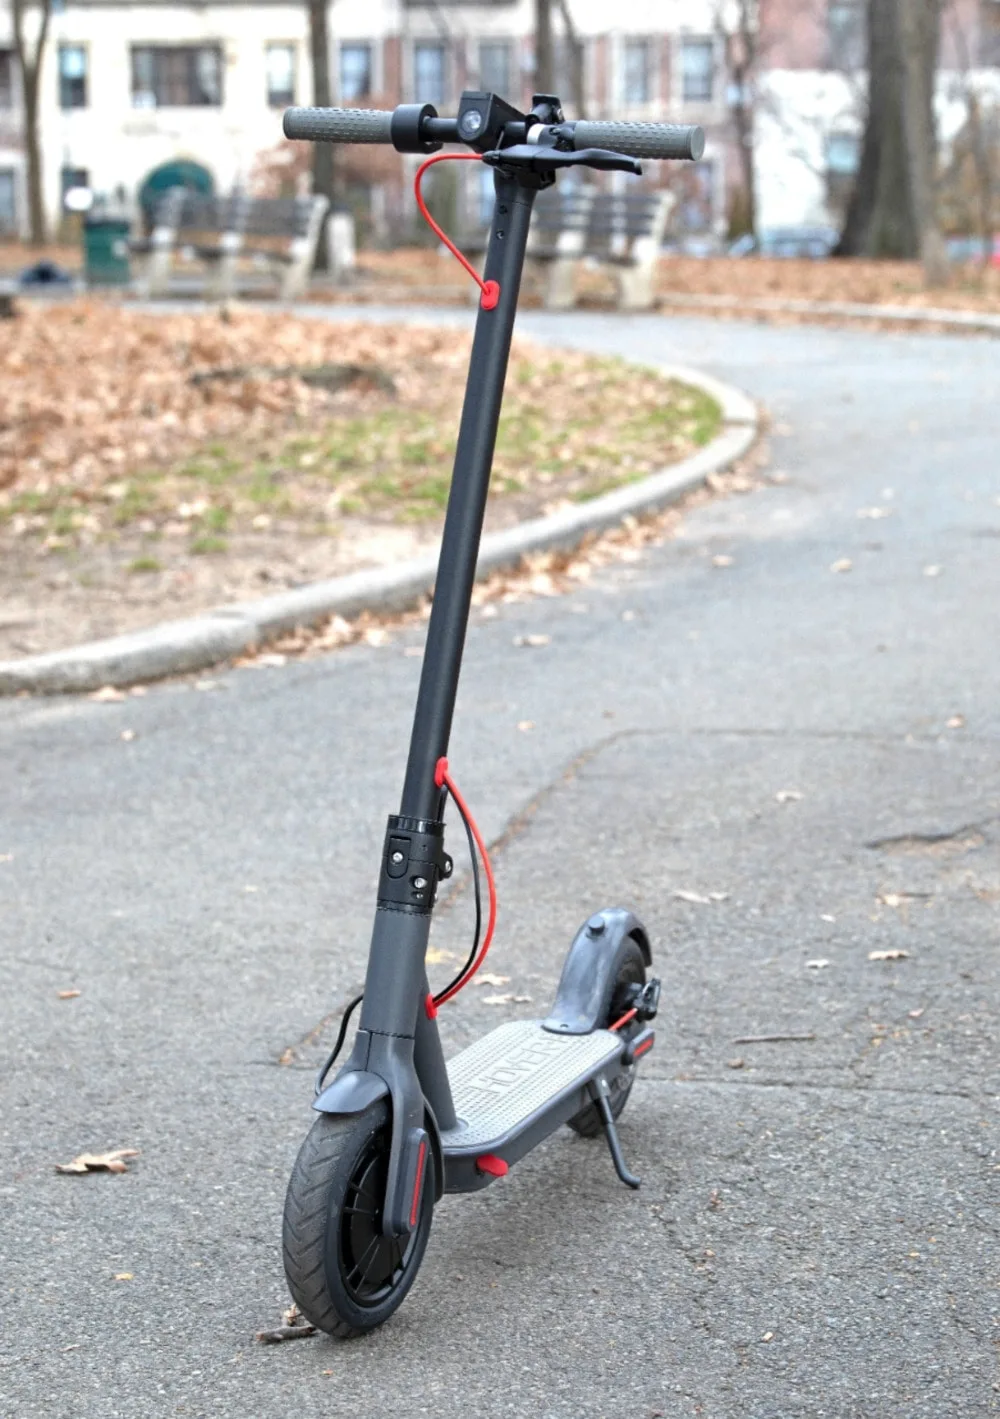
[1,312,998,1419]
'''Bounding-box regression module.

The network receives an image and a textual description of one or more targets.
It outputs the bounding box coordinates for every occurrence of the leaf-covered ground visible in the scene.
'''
[0,302,720,658]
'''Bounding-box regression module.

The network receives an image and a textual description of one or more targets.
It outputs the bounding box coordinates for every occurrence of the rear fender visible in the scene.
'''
[542,907,651,1035]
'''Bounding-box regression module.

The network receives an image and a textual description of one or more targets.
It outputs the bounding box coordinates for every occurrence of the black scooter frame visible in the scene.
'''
[301,91,685,1239]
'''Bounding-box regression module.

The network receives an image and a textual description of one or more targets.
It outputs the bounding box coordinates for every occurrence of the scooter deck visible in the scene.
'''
[439,1019,623,1187]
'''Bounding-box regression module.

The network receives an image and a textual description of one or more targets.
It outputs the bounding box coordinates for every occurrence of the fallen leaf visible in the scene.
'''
[512,634,551,648]
[923,565,942,577]
[516,720,535,732]
[820,913,836,922]
[362,628,389,647]
[57,988,82,1000]
[0,853,12,862]
[89,686,126,703]
[946,714,965,729]
[113,1273,133,1282]
[481,993,532,1006]
[868,949,910,961]
[908,1007,925,1019]
[257,652,287,667]
[426,947,458,965]
[806,959,830,970]
[621,609,637,621]
[726,1057,745,1069]
[120,729,136,742]
[712,554,734,568]
[255,1323,317,1344]
[775,789,803,803]
[671,889,711,905]
[762,1331,774,1343]
[55,1148,139,1175]
[857,506,892,520]
[830,558,853,573]
[475,973,511,987]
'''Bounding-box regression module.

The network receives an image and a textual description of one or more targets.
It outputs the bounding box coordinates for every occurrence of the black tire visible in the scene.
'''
[282,1102,434,1338]
[567,937,646,1138]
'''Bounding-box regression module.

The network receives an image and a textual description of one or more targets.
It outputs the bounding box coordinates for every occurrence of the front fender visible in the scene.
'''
[543,907,652,1035]
[312,1069,389,1116]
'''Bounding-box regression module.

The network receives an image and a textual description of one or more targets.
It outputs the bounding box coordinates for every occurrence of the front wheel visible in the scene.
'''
[282,1102,434,1337]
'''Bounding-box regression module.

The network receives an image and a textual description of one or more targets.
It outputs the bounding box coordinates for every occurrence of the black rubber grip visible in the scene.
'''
[282,107,394,144]
[571,120,705,162]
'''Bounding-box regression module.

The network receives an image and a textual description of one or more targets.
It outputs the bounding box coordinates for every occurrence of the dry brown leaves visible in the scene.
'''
[0,302,473,497]
[55,1148,139,1174]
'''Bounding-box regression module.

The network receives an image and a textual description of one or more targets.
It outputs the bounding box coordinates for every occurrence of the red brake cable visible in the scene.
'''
[427,756,497,1011]
[414,153,500,311]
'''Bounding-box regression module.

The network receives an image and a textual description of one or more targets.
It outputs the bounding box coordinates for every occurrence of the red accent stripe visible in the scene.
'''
[409,1140,427,1229]
[414,155,500,309]
[632,1036,654,1059]
[476,1153,508,1177]
[609,1007,638,1033]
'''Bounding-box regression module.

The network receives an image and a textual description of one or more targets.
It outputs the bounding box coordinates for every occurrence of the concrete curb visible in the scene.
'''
[0,362,758,696]
[657,291,1000,335]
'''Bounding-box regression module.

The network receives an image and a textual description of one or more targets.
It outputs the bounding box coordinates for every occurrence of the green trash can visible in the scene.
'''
[83,216,131,287]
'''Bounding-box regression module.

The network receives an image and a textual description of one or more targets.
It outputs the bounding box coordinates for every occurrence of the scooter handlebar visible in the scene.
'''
[567,120,705,162]
[282,106,395,144]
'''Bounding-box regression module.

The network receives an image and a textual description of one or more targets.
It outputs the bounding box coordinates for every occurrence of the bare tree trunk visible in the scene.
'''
[12,0,52,247]
[555,0,585,117]
[534,0,555,96]
[837,0,943,281]
[721,0,758,236]
[308,0,334,272]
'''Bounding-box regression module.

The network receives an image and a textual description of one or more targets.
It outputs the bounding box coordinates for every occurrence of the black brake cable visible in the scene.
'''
[314,992,365,1096]
[315,784,484,1093]
[432,786,482,1004]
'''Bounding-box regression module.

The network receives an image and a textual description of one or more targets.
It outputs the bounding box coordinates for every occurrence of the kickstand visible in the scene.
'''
[588,1077,641,1190]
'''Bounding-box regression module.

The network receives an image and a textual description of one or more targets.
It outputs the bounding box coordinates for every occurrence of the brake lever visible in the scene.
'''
[481,145,642,177]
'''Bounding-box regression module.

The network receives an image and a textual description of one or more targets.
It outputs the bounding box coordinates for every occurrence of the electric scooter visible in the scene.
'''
[280,90,704,1337]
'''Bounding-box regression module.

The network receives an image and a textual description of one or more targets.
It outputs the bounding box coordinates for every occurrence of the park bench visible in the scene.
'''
[529,186,675,311]
[133,190,329,301]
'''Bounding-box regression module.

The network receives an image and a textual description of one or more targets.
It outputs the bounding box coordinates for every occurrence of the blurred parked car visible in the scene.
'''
[729,226,840,259]
[945,234,1000,267]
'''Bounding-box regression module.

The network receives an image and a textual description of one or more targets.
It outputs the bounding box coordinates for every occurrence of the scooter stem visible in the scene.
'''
[400,172,538,822]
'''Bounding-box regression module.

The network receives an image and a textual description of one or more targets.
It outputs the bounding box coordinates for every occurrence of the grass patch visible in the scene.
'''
[127,555,162,574]
[190,534,228,555]
[2,346,721,542]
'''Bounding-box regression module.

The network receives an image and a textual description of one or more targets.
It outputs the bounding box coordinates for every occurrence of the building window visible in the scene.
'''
[61,166,89,207]
[58,45,87,108]
[827,0,865,69]
[681,38,714,103]
[0,169,15,232]
[414,41,446,105]
[340,42,372,101]
[825,130,859,214]
[478,39,512,98]
[266,44,295,107]
[623,38,652,105]
[0,50,14,109]
[131,46,223,108]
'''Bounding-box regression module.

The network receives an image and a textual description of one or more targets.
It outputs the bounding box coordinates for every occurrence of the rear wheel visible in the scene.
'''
[282,1102,434,1337]
[567,937,646,1138]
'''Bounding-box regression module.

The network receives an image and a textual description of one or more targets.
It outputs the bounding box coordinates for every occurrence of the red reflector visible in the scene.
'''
[409,1140,427,1228]
[633,1036,654,1059]
[476,1153,508,1177]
